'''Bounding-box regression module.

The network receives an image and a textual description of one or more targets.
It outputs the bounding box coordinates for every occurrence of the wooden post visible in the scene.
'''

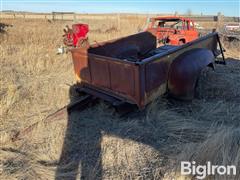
[73,13,76,22]
[117,13,120,31]
[52,12,55,21]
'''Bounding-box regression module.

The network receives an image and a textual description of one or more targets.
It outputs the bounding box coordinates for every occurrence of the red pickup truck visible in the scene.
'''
[147,16,199,45]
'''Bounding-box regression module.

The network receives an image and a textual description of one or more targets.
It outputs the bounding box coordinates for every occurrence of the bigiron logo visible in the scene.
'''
[181,161,236,179]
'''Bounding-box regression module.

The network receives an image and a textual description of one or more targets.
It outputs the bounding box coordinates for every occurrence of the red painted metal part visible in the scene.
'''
[70,32,222,109]
[63,24,89,47]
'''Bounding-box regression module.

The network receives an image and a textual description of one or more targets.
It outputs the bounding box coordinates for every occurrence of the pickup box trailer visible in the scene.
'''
[70,31,225,109]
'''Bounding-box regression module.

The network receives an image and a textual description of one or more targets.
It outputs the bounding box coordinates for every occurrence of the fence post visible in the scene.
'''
[217,12,224,30]
[73,13,76,22]
[52,12,55,21]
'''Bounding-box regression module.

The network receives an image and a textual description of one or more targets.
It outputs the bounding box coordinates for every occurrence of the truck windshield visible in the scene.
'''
[153,19,183,30]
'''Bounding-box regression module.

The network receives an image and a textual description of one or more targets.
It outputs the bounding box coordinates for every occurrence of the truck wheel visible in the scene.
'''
[195,67,214,99]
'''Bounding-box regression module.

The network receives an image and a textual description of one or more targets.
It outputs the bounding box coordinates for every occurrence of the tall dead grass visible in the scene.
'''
[0,16,240,179]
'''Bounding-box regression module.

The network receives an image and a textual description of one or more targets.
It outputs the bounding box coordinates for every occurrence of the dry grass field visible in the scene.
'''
[0,15,240,180]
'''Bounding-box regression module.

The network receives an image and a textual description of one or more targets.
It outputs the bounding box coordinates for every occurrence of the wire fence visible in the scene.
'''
[0,12,239,23]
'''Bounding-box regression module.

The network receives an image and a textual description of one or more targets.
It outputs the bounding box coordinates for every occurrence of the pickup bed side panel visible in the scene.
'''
[144,58,171,104]
[142,33,219,105]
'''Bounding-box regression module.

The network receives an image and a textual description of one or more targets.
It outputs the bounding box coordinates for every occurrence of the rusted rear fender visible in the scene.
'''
[167,48,214,100]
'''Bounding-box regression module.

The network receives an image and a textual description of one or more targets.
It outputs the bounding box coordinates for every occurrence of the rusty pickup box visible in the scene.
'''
[70,31,224,109]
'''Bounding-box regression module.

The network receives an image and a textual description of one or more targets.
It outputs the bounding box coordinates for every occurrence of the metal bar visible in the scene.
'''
[67,94,95,112]
[216,34,226,65]
[11,94,96,143]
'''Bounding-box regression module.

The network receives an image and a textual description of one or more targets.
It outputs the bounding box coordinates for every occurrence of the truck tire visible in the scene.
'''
[194,67,211,99]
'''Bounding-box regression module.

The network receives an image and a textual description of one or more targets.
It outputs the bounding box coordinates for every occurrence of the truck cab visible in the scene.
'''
[147,16,199,45]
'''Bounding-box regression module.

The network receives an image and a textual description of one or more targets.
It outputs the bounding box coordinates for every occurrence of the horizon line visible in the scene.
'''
[1,10,239,17]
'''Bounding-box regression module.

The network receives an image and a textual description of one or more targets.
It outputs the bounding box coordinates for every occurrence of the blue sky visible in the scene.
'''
[1,0,240,16]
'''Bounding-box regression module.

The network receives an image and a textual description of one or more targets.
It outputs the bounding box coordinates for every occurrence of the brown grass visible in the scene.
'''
[0,16,240,179]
